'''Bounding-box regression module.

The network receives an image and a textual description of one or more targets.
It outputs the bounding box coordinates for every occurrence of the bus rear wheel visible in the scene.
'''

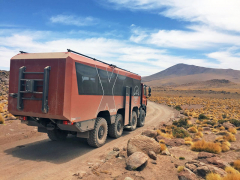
[137,109,145,127]
[109,114,124,138]
[47,129,68,141]
[87,117,108,147]
[130,111,137,131]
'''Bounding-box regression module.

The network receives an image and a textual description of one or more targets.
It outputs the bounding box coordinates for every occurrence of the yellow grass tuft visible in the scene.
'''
[221,144,230,152]
[202,124,208,127]
[188,126,198,133]
[196,120,201,124]
[198,127,203,131]
[159,139,165,144]
[191,140,222,154]
[222,173,240,180]
[206,173,221,180]
[220,126,225,130]
[184,137,192,142]
[196,132,203,138]
[177,166,184,172]
[234,160,240,171]
[224,133,236,142]
[185,141,193,145]
[225,166,239,174]
[222,141,231,147]
[0,114,4,124]
[160,144,167,152]
[228,128,237,134]
[212,129,219,133]
[157,129,173,139]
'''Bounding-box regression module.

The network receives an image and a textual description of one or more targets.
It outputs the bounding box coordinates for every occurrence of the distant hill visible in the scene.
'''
[143,64,240,87]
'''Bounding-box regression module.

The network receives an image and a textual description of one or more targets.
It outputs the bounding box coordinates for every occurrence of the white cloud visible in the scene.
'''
[50,15,99,26]
[106,0,240,32]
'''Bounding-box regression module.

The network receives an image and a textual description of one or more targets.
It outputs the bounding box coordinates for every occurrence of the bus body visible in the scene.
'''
[8,50,149,147]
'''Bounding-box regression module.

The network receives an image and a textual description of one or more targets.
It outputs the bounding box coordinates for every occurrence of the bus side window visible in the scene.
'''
[144,86,146,96]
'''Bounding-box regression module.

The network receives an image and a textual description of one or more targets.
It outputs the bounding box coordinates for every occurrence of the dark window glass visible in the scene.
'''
[114,74,126,95]
[76,62,98,95]
[133,79,141,96]
[98,69,117,95]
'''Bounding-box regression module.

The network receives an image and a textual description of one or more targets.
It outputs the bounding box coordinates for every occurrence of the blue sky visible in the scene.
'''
[1,0,240,76]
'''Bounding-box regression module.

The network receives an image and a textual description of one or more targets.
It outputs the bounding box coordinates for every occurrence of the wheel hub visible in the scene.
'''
[98,126,104,139]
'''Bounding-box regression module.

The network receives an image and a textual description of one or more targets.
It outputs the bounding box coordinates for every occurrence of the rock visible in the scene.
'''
[223,122,235,129]
[161,149,171,156]
[164,138,185,147]
[197,152,216,159]
[203,127,211,131]
[123,147,127,151]
[185,163,198,172]
[73,171,86,178]
[127,135,160,156]
[178,168,198,180]
[206,157,229,169]
[151,160,157,164]
[142,129,157,138]
[216,131,229,136]
[148,151,157,160]
[155,135,166,142]
[117,150,127,158]
[106,151,119,160]
[126,152,148,171]
[193,166,210,178]
[113,147,120,151]
[124,177,134,180]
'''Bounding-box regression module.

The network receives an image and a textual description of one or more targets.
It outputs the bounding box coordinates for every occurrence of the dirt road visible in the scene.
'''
[0,101,175,180]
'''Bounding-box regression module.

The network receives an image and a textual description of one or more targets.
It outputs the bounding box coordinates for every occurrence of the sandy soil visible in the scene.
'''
[0,101,175,180]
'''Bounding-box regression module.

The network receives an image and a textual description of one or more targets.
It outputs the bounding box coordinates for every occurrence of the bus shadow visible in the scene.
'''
[4,130,132,164]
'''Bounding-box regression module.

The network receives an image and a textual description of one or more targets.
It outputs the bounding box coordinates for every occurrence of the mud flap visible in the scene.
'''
[124,86,131,125]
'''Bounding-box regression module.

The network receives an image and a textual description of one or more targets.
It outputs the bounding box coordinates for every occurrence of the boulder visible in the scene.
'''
[113,147,120,151]
[127,135,160,156]
[178,168,198,180]
[141,129,158,138]
[223,122,235,129]
[155,135,166,142]
[206,157,229,169]
[197,152,216,159]
[126,152,148,171]
[164,138,185,147]
[148,151,157,160]
[193,164,226,178]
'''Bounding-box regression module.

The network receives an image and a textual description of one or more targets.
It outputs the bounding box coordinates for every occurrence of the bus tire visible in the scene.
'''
[137,109,145,127]
[87,117,108,147]
[47,129,68,141]
[109,114,124,138]
[130,111,137,131]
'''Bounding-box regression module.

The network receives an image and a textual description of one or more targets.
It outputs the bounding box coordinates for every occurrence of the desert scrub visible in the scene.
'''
[225,166,239,174]
[159,139,165,144]
[172,127,190,138]
[222,173,240,180]
[160,144,167,152]
[184,137,192,141]
[173,118,188,128]
[223,133,236,142]
[195,132,203,138]
[188,126,198,133]
[228,128,237,134]
[198,127,203,131]
[221,144,230,152]
[219,126,225,130]
[174,105,182,111]
[233,160,240,171]
[229,119,240,127]
[185,141,193,145]
[157,129,173,139]
[191,140,222,154]
[0,114,4,124]
[199,114,208,120]
[177,166,184,172]
[206,173,221,180]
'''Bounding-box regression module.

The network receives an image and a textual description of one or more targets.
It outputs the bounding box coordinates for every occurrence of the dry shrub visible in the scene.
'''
[224,133,236,142]
[157,129,173,139]
[187,120,192,125]
[228,128,237,134]
[221,144,230,152]
[225,166,239,174]
[234,160,240,171]
[159,139,165,144]
[222,141,231,147]
[220,126,225,130]
[196,132,203,138]
[191,140,222,154]
[160,143,167,152]
[198,127,203,131]
[196,120,201,124]
[185,141,193,145]
[212,129,219,133]
[0,114,4,124]
[184,137,192,141]
[177,166,184,172]
[206,173,221,180]
[188,126,198,133]
[202,124,208,127]
[222,173,240,180]
[215,136,224,142]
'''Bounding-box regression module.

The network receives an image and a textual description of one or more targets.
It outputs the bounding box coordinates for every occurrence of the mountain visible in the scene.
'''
[143,64,240,87]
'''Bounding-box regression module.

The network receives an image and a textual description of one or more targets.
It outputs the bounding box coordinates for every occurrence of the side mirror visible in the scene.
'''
[148,93,151,97]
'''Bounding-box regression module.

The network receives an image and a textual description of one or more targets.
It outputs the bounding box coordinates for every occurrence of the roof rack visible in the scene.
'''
[67,49,138,75]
